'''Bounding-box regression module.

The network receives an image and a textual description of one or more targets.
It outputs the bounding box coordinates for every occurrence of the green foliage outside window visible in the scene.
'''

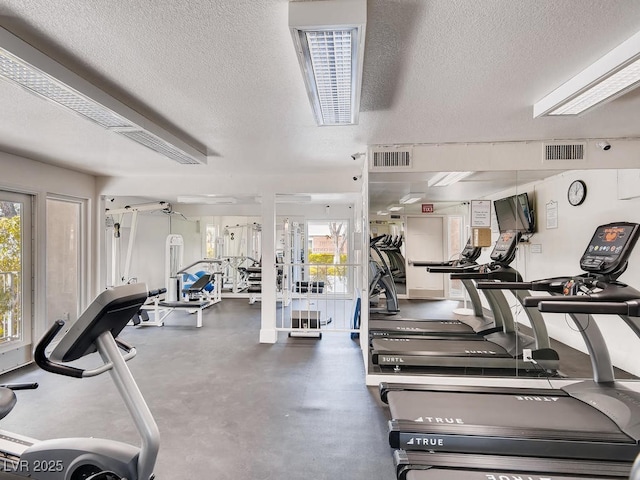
[307,253,348,280]
[0,214,21,340]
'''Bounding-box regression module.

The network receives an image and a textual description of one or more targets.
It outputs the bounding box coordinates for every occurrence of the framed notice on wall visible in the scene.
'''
[546,200,558,229]
[470,200,491,228]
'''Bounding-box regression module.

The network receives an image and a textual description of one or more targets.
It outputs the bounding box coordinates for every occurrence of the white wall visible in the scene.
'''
[97,172,362,199]
[519,169,640,376]
[479,169,640,376]
[406,139,640,172]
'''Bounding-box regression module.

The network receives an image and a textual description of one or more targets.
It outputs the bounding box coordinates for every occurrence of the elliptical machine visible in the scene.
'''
[0,283,161,480]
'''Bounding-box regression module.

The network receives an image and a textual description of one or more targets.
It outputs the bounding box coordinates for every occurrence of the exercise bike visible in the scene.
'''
[0,283,162,480]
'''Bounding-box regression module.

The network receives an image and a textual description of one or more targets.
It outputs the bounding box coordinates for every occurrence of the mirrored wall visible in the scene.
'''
[367,168,640,381]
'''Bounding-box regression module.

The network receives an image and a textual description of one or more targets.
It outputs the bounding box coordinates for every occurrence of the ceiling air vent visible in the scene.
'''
[543,143,586,161]
[370,148,412,171]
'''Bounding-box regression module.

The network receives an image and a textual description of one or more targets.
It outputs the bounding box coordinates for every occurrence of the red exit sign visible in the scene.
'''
[421,204,434,213]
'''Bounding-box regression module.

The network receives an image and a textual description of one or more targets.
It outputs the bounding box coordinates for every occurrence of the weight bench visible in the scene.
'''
[139,274,217,328]
[153,300,211,327]
[182,273,215,300]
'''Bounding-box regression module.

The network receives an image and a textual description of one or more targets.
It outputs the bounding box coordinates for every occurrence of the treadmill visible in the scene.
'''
[383,222,640,470]
[369,240,504,339]
[393,450,631,479]
[370,235,401,315]
[371,230,559,372]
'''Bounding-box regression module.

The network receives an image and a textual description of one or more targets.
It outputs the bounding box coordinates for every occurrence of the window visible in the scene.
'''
[306,220,350,293]
[46,197,83,323]
[0,191,32,371]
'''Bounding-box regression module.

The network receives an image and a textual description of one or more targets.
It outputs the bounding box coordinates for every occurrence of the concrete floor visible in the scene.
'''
[0,299,396,479]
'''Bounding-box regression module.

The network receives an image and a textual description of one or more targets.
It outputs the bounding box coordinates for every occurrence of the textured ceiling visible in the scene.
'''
[0,1,639,194]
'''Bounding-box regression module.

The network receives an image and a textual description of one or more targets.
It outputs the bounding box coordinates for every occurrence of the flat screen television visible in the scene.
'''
[493,193,535,234]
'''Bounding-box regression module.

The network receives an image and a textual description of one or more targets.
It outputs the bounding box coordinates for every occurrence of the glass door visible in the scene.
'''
[46,197,83,324]
[306,220,350,293]
[0,191,32,372]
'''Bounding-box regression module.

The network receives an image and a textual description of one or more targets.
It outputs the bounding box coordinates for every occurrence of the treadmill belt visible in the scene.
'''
[405,469,621,480]
[372,338,510,356]
[387,390,626,435]
[369,319,476,335]
[396,450,631,479]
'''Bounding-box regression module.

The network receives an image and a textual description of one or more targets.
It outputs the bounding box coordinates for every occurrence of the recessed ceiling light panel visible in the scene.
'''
[534,29,640,117]
[428,171,473,187]
[399,193,422,204]
[0,26,206,165]
[289,0,366,126]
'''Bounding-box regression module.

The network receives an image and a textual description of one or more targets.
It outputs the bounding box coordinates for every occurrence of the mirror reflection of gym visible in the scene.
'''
[367,168,640,382]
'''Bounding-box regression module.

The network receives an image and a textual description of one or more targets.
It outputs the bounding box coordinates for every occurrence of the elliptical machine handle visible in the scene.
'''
[34,320,84,378]
[36,289,161,378]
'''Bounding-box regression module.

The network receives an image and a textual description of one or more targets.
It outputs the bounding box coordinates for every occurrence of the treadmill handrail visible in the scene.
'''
[411,260,451,267]
[538,299,640,316]
[476,277,572,292]
[524,280,640,307]
[450,265,521,281]
[477,281,533,289]
[426,263,480,273]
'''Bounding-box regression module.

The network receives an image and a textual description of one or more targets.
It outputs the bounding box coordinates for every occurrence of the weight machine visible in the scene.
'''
[219,223,262,294]
[105,201,172,287]
[138,241,222,328]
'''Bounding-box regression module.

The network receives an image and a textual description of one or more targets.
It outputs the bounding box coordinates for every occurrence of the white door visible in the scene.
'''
[0,191,33,373]
[405,216,445,299]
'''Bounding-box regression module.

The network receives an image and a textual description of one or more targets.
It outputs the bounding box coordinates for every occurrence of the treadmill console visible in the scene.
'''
[490,230,521,264]
[580,222,640,275]
[460,239,482,263]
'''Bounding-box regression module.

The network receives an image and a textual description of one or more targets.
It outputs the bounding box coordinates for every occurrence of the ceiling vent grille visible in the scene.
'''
[370,148,412,170]
[543,143,585,161]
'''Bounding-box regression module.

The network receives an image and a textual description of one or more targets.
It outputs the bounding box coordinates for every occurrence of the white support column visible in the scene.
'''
[360,162,370,369]
[260,190,278,343]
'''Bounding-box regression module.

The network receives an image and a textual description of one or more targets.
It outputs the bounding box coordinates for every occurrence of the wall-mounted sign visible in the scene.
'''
[546,200,558,229]
[530,244,543,254]
[471,200,491,227]
[421,204,434,213]
[472,227,492,247]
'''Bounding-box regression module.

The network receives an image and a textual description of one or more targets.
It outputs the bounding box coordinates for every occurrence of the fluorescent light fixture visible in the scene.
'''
[289,0,366,126]
[428,171,473,187]
[177,196,237,205]
[387,205,403,212]
[399,193,422,204]
[275,194,313,203]
[0,26,206,165]
[376,210,389,216]
[534,29,640,117]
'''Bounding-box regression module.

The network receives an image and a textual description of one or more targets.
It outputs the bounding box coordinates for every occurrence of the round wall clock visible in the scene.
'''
[567,180,587,206]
